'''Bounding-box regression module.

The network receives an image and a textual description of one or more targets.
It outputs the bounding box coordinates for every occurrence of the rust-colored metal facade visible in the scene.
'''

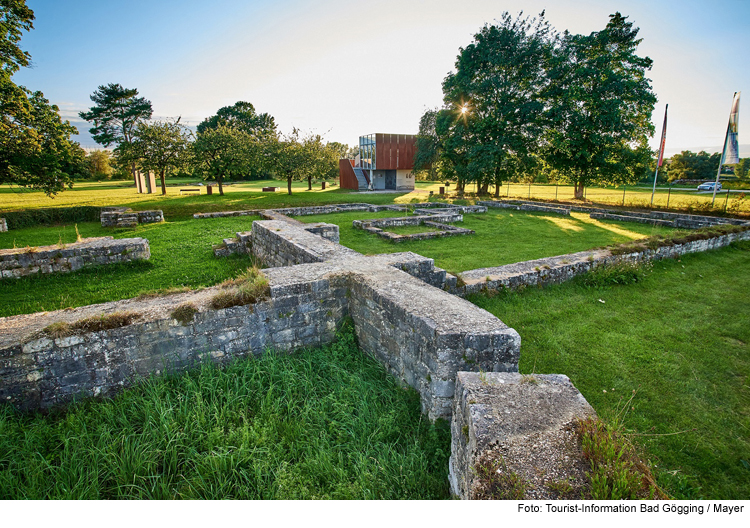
[339,159,360,190]
[374,133,416,170]
[338,133,417,189]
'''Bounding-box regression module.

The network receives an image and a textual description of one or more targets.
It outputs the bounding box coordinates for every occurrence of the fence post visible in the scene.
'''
[507,181,510,197]
[724,189,730,212]
[555,184,558,200]
[622,185,626,206]
[528,182,531,199]
[667,185,672,208]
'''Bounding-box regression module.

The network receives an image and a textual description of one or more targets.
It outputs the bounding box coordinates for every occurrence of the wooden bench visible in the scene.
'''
[180,188,201,195]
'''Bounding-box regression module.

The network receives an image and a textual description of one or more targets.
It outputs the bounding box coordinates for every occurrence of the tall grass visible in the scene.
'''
[470,242,750,499]
[0,323,450,499]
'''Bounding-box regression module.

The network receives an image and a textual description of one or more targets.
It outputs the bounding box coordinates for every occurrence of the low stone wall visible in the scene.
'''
[0,237,150,279]
[480,199,749,229]
[590,212,674,227]
[456,229,750,295]
[449,372,595,499]
[0,273,347,410]
[349,270,520,419]
[101,208,164,228]
[0,218,7,232]
[251,220,359,267]
[479,200,570,215]
[353,213,463,229]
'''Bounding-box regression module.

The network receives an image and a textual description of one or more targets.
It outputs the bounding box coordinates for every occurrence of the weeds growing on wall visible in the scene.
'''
[209,266,270,309]
[0,322,451,499]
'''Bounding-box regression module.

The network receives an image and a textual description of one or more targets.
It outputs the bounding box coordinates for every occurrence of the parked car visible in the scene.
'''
[697,182,722,191]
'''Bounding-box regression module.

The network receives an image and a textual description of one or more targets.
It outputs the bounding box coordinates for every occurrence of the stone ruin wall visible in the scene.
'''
[0,237,150,279]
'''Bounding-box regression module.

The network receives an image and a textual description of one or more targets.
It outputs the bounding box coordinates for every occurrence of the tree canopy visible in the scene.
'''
[1,0,86,196]
[193,125,258,196]
[665,150,721,182]
[79,83,153,148]
[127,119,192,195]
[543,13,656,198]
[196,101,276,138]
[415,11,657,198]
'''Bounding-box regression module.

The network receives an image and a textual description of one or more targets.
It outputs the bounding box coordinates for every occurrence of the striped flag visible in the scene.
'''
[722,92,740,165]
[657,104,668,167]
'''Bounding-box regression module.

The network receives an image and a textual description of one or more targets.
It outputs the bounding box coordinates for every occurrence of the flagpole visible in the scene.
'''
[711,124,730,206]
[713,92,739,206]
[651,104,668,206]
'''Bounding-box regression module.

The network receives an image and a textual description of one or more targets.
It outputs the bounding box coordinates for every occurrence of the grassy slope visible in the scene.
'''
[300,210,677,274]
[470,242,750,499]
[0,324,451,499]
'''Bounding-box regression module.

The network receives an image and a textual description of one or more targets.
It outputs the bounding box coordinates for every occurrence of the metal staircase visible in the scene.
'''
[352,167,370,190]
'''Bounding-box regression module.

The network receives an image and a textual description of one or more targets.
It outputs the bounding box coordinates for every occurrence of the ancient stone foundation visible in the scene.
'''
[0,214,520,419]
[0,237,150,279]
[101,207,164,228]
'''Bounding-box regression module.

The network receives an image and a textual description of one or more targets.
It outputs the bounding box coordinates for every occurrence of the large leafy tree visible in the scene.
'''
[127,119,192,195]
[441,12,553,195]
[193,125,256,196]
[196,101,276,137]
[542,12,656,199]
[1,0,86,196]
[78,83,153,185]
[271,130,335,195]
[196,101,277,181]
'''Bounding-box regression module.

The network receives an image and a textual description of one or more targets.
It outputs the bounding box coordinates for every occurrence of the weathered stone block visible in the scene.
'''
[449,372,595,500]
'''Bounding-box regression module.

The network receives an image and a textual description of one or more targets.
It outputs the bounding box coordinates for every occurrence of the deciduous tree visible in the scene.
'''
[1,1,86,196]
[127,119,192,195]
[442,11,553,195]
[193,125,256,196]
[542,13,656,199]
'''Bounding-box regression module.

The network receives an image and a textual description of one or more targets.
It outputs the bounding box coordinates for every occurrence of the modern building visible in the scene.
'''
[339,133,417,191]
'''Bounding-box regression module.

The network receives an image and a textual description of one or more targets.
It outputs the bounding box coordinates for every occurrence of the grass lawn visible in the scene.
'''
[0,323,451,499]
[0,179,435,219]
[469,241,750,499]
[299,209,678,274]
[489,182,750,214]
[0,217,261,317]
[1,208,677,316]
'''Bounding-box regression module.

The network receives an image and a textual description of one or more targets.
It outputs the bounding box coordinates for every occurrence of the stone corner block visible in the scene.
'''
[449,371,595,500]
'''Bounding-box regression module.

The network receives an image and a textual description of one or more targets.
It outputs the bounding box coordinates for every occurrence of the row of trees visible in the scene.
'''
[664,150,748,182]
[0,1,344,197]
[414,11,657,199]
[78,88,343,196]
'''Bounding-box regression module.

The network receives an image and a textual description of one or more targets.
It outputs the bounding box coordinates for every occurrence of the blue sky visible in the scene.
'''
[12,0,750,155]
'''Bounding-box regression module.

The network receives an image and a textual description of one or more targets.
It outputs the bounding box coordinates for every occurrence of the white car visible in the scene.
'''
[697,182,722,191]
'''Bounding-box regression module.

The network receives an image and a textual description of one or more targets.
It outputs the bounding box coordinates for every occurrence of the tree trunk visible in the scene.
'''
[479,182,489,195]
[218,176,224,196]
[494,182,500,198]
[574,181,584,200]
[307,175,312,191]
[160,169,166,195]
[288,175,293,195]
